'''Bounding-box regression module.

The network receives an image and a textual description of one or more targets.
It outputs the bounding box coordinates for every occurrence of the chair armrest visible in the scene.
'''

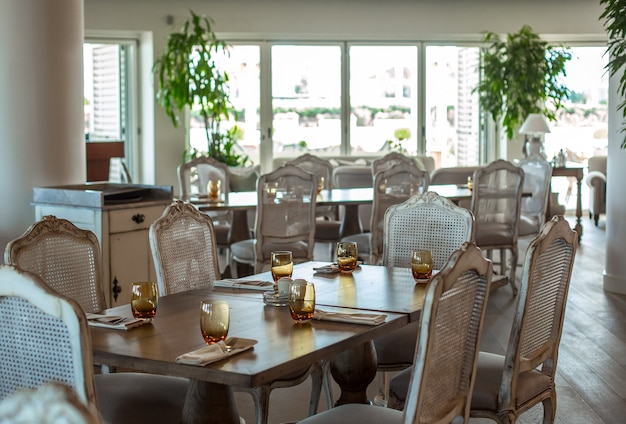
[585,171,606,188]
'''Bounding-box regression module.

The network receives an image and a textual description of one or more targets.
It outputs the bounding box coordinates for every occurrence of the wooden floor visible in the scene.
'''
[233,214,626,424]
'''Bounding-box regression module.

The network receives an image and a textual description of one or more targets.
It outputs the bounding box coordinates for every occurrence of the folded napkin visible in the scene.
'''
[314,309,387,326]
[313,262,362,274]
[86,313,149,330]
[213,279,275,291]
[176,337,257,366]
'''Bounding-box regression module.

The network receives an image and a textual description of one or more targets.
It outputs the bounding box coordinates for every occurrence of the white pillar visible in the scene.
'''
[603,69,626,294]
[0,0,85,259]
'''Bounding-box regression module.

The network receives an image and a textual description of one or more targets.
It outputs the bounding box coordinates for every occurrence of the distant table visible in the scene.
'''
[549,166,583,241]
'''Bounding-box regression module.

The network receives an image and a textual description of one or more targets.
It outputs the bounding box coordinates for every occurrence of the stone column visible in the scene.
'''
[0,0,85,260]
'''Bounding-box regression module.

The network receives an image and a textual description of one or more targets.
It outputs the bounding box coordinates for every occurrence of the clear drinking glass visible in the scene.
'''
[336,242,358,273]
[271,251,293,283]
[200,300,230,345]
[288,280,315,324]
[411,250,433,281]
[130,281,158,321]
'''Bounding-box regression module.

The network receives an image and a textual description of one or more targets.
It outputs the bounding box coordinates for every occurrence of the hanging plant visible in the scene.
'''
[475,25,571,140]
[153,10,249,166]
[600,0,626,148]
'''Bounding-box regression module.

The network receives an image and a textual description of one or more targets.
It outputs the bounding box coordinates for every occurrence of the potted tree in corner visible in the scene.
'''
[475,25,571,152]
[153,10,249,166]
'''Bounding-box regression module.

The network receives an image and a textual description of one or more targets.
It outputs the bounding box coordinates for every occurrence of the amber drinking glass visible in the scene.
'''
[200,300,230,345]
[288,280,315,324]
[130,281,158,321]
[271,251,293,283]
[207,179,221,201]
[336,242,358,273]
[317,176,325,195]
[411,250,433,281]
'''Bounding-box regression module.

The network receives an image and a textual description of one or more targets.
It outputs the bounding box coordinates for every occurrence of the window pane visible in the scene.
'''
[84,43,124,141]
[425,46,480,167]
[189,45,261,166]
[350,46,418,156]
[272,45,341,158]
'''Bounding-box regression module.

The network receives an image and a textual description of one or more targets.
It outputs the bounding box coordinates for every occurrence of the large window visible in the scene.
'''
[184,41,606,175]
[271,45,342,159]
[349,45,418,155]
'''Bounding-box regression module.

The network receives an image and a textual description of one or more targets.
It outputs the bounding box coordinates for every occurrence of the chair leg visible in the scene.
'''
[321,360,334,409]
[508,248,518,296]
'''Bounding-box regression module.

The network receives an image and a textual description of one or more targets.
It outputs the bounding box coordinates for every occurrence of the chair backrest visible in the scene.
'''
[4,216,107,314]
[255,165,317,267]
[149,200,221,296]
[285,153,333,191]
[369,162,430,262]
[178,156,230,200]
[518,155,552,234]
[383,191,475,270]
[498,215,577,411]
[108,157,132,184]
[286,153,336,219]
[470,159,525,245]
[372,152,417,175]
[0,264,98,412]
[228,164,261,192]
[430,166,482,186]
[403,243,492,424]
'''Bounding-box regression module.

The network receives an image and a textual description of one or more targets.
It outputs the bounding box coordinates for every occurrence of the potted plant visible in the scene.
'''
[153,10,249,166]
[475,25,571,141]
[600,0,626,148]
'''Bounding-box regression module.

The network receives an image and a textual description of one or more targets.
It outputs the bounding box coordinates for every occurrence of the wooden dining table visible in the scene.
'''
[191,185,475,242]
[89,274,412,424]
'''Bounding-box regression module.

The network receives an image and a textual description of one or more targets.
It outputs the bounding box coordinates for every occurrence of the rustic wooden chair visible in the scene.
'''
[373,191,475,405]
[149,200,221,295]
[471,159,524,294]
[341,161,430,265]
[469,215,577,423]
[297,242,492,424]
[4,216,107,314]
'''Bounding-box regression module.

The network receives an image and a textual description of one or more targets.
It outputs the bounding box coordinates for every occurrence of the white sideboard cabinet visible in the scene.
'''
[33,183,173,307]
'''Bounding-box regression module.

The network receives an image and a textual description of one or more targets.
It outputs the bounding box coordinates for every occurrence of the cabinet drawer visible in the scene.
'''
[108,205,166,233]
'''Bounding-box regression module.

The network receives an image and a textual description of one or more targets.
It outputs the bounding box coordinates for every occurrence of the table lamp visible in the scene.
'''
[519,113,551,158]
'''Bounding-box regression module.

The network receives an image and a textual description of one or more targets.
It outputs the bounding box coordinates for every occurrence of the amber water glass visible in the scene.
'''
[289,280,315,324]
[207,179,221,201]
[336,242,358,273]
[200,300,230,345]
[130,281,158,321]
[271,251,293,283]
[411,250,433,281]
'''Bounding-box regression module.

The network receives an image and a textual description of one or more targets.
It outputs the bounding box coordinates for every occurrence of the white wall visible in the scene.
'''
[84,0,606,190]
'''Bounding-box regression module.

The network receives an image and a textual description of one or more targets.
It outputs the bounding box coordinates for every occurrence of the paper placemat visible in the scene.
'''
[176,337,257,366]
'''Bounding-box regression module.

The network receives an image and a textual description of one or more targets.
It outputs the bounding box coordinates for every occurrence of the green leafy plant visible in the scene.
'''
[475,25,571,140]
[154,10,249,166]
[600,0,626,148]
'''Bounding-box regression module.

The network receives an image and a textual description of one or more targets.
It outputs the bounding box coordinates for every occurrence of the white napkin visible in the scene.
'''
[213,279,275,291]
[314,309,387,326]
[86,313,149,331]
[176,338,257,366]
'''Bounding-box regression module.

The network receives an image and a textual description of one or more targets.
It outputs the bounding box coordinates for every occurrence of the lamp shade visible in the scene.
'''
[519,114,551,134]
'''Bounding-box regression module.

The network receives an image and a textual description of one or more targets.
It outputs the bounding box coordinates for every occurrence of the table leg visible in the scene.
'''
[574,177,583,241]
[339,205,363,238]
[230,209,252,243]
[329,340,378,406]
[182,380,240,424]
